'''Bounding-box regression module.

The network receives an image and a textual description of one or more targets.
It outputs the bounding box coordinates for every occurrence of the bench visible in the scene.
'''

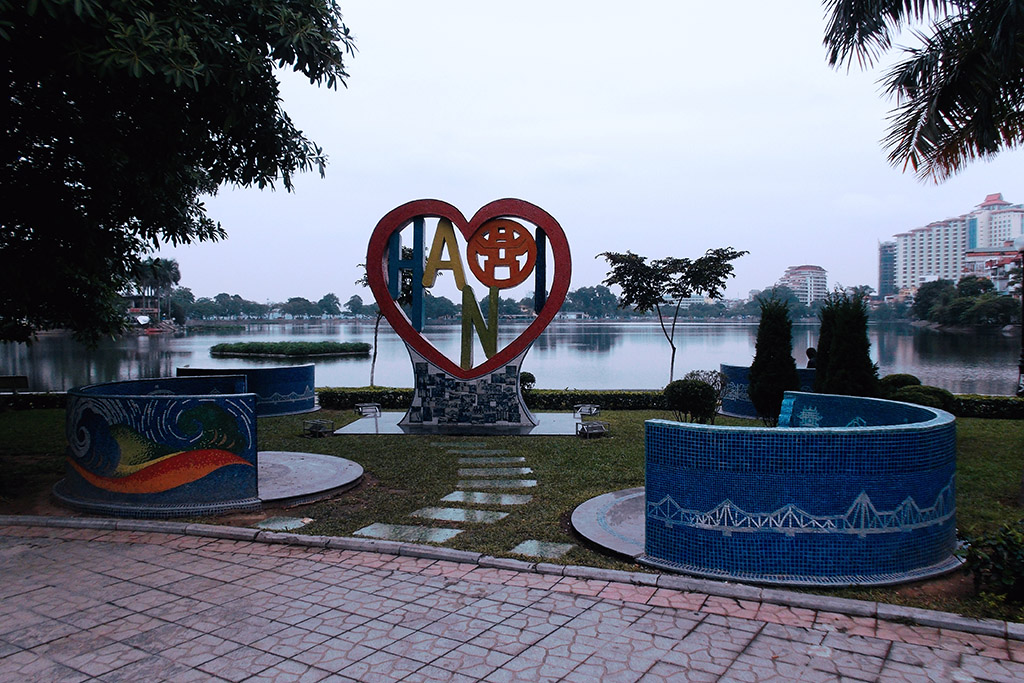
[302,419,335,438]
[576,420,609,438]
[354,403,381,417]
[0,375,28,393]
[573,403,600,418]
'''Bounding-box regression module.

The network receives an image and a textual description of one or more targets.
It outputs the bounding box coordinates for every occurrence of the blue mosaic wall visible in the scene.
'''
[643,391,959,586]
[177,365,316,416]
[54,376,260,518]
[720,364,816,419]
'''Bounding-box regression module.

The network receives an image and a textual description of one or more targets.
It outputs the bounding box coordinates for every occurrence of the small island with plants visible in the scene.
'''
[209,341,371,358]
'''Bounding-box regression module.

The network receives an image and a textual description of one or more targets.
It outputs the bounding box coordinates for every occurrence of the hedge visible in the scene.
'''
[315,387,1024,419]
[0,393,67,411]
[316,387,414,410]
[4,387,1022,420]
[953,394,1024,420]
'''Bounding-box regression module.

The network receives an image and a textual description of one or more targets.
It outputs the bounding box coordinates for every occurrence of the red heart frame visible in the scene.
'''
[366,198,571,380]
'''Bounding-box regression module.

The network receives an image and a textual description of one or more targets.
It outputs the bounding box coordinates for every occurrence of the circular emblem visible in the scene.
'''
[466,218,537,289]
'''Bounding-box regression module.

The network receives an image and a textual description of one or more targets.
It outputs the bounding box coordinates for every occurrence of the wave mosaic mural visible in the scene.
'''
[54,376,260,517]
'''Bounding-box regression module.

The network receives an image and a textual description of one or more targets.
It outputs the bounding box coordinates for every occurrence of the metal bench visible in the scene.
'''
[573,403,600,418]
[302,419,335,438]
[576,420,609,438]
[354,403,381,417]
[0,375,28,394]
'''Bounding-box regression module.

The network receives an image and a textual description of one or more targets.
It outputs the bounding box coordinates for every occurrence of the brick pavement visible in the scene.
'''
[2,523,1024,682]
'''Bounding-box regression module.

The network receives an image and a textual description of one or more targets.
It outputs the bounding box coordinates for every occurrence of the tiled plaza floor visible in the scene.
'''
[2,523,1023,682]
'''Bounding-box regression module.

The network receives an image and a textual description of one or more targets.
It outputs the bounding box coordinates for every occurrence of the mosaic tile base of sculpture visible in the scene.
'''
[643,391,959,586]
[54,376,260,518]
[400,346,536,428]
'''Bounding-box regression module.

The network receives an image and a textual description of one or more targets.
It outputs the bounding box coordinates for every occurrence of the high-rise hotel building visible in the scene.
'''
[890,193,1024,293]
[777,265,828,305]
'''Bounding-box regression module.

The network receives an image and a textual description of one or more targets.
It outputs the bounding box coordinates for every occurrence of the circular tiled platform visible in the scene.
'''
[258,451,363,507]
[570,487,645,559]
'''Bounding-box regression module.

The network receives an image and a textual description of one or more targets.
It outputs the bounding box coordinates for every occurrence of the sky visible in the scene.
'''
[158,1,1023,305]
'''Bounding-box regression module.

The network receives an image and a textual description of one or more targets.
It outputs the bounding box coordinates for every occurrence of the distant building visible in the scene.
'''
[878,241,896,298]
[962,241,1022,294]
[777,265,828,306]
[893,193,1024,292]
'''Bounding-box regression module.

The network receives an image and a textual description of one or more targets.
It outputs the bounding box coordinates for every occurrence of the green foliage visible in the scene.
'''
[911,280,956,321]
[954,395,1024,419]
[519,372,536,392]
[815,292,880,397]
[316,387,414,410]
[879,373,922,398]
[965,521,1024,602]
[210,341,369,357]
[957,276,996,298]
[600,248,747,380]
[682,369,728,416]
[564,285,620,318]
[824,0,1024,181]
[747,294,799,426]
[317,293,341,316]
[0,0,355,343]
[663,379,717,424]
[892,385,956,412]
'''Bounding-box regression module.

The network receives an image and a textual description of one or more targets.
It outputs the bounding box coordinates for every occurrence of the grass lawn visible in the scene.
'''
[3,407,1023,620]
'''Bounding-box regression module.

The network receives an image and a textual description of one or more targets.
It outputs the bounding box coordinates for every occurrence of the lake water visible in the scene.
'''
[1,321,1020,395]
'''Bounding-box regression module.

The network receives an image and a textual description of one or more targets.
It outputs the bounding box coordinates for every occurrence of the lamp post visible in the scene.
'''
[1015,234,1024,397]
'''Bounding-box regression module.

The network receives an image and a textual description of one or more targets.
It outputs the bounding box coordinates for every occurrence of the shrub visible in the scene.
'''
[748,294,800,426]
[891,385,956,412]
[879,373,922,398]
[682,369,727,415]
[815,292,879,397]
[664,379,717,424]
[519,371,536,392]
[965,521,1024,603]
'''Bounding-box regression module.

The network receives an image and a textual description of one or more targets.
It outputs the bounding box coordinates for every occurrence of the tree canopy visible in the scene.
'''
[600,247,747,381]
[0,0,355,342]
[824,0,1024,180]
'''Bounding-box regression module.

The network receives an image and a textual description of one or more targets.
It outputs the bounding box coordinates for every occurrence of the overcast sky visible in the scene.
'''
[158,1,1022,305]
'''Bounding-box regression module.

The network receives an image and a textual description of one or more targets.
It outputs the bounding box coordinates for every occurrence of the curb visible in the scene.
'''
[1,514,1016,641]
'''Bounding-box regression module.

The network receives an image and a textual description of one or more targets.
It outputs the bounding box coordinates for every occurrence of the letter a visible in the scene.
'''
[422,218,467,290]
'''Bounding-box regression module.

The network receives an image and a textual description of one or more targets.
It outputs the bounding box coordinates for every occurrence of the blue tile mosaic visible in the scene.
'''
[643,391,959,586]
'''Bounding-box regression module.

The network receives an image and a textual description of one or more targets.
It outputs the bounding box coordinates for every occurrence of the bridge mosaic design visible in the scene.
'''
[648,475,955,537]
[366,199,571,428]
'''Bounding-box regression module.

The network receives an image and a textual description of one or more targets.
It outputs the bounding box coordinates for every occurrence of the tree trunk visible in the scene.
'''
[669,342,677,384]
[370,313,382,386]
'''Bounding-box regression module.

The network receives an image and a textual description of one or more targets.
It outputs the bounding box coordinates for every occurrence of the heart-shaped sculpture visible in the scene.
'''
[367,199,571,380]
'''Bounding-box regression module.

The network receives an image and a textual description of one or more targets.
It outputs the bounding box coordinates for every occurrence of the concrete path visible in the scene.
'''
[2,520,1024,682]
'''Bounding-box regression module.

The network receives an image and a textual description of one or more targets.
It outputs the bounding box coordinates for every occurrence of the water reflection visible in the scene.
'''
[0,321,1018,395]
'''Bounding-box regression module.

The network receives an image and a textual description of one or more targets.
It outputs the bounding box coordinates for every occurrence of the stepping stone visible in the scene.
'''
[432,442,487,448]
[446,449,511,456]
[410,507,508,523]
[511,540,575,559]
[441,491,533,506]
[457,457,526,465]
[353,523,462,543]
[457,479,537,489]
[457,467,533,477]
[255,516,313,531]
